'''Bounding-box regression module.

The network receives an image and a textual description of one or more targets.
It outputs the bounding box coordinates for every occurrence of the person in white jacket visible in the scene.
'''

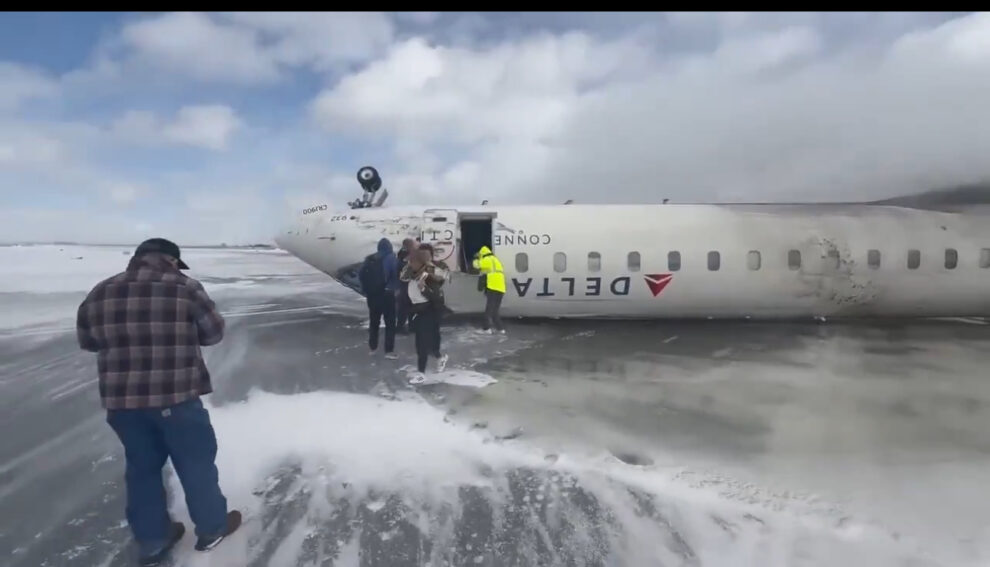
[399,245,449,382]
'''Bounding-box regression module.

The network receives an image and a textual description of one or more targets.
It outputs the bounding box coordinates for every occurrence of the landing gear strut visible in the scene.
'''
[348,166,389,209]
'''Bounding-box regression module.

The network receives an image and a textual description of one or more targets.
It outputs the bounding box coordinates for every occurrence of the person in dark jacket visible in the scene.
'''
[395,238,418,334]
[360,238,400,358]
[76,238,241,566]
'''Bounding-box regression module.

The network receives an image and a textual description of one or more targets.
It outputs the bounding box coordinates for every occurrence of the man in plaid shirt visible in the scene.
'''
[77,238,241,566]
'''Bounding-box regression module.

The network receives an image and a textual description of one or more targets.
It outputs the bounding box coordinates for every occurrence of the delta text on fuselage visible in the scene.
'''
[274,166,990,320]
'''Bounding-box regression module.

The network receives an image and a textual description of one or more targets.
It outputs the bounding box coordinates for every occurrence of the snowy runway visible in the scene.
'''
[1,245,989,566]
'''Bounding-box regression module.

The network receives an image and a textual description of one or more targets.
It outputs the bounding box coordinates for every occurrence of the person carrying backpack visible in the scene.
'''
[358,238,399,358]
[418,243,449,366]
[400,247,449,382]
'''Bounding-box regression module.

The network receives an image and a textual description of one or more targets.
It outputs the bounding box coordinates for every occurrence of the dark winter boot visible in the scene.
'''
[194,510,242,552]
[138,522,185,566]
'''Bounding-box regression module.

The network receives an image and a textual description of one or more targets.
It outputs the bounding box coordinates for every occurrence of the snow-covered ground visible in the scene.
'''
[0,244,333,334]
[1,245,988,567]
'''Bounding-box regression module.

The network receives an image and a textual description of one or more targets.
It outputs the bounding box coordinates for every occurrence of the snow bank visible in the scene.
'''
[155,388,942,567]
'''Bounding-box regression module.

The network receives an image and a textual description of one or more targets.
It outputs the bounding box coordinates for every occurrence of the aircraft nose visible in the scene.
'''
[273,223,293,251]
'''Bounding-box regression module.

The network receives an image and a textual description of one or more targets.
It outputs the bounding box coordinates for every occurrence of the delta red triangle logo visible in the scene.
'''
[644,273,673,297]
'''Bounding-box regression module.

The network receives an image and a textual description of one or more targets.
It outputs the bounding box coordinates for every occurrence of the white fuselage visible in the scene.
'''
[274,203,990,319]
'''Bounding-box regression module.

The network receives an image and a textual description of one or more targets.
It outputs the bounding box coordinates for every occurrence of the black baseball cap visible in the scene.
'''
[134,238,189,269]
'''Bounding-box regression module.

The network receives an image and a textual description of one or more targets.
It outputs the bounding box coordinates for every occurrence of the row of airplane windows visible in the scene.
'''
[513,248,990,273]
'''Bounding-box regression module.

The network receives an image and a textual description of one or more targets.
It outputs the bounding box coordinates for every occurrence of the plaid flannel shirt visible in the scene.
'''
[76,253,225,410]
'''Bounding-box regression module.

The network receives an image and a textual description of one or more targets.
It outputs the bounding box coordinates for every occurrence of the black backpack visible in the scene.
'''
[358,254,387,295]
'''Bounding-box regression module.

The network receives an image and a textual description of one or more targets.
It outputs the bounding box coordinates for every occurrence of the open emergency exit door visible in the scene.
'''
[421,209,459,269]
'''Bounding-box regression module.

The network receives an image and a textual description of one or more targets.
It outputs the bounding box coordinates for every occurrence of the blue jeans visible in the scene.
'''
[107,397,228,557]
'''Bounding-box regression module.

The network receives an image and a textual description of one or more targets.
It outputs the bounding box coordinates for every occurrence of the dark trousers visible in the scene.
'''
[367,292,396,353]
[106,397,228,557]
[411,307,441,372]
[396,282,411,332]
[484,290,505,331]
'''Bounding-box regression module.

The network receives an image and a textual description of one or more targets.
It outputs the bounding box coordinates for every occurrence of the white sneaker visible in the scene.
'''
[409,372,427,385]
[384,352,398,360]
[498,329,506,335]
[435,354,449,373]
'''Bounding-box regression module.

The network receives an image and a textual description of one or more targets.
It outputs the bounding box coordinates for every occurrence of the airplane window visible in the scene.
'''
[907,249,920,270]
[516,253,529,273]
[747,250,761,271]
[945,248,958,270]
[627,251,641,272]
[982,249,990,269]
[554,252,567,273]
[868,249,881,269]
[788,250,801,270]
[827,249,840,270]
[588,252,601,272]
[668,251,681,271]
[707,251,720,271]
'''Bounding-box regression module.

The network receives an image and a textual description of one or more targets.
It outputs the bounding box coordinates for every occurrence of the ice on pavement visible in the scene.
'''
[399,365,499,388]
[0,244,318,294]
[1,244,988,567]
[0,244,334,333]
[158,389,941,567]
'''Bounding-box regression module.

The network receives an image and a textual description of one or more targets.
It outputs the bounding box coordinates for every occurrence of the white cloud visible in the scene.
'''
[225,12,395,72]
[103,181,145,205]
[111,104,243,150]
[4,12,990,246]
[0,208,137,244]
[0,120,111,196]
[394,12,441,26]
[308,13,990,207]
[0,62,58,111]
[163,105,243,150]
[708,25,822,75]
[117,11,394,84]
[183,188,276,244]
[109,109,159,140]
[311,32,649,145]
[0,130,65,169]
[309,32,648,204]
[536,15,990,204]
[889,11,990,64]
[185,188,257,214]
[121,12,280,84]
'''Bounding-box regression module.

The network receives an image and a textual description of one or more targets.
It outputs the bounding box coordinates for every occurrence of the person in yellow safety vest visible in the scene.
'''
[472,245,506,334]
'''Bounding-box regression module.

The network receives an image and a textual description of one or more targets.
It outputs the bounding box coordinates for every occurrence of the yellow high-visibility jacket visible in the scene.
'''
[472,246,506,293]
